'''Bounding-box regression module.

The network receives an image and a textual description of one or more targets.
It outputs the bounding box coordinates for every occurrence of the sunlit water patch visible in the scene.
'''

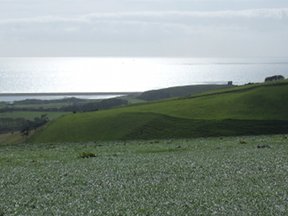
[0,57,288,94]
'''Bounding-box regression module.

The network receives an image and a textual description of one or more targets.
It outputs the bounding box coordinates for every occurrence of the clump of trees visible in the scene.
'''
[62,98,128,112]
[0,118,27,134]
[265,75,285,82]
[0,98,128,113]
[20,114,49,136]
[0,114,49,136]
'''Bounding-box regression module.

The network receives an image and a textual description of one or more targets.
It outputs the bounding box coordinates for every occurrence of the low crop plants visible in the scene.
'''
[0,135,288,215]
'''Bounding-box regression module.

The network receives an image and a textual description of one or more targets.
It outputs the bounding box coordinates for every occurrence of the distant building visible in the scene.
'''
[228,81,233,86]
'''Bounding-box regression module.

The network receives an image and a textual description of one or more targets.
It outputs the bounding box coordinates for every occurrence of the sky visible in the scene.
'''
[0,0,287,57]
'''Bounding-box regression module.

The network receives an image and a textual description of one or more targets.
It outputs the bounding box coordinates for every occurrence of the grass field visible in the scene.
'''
[30,81,288,143]
[0,132,24,145]
[0,111,67,121]
[1,135,288,215]
[9,102,69,109]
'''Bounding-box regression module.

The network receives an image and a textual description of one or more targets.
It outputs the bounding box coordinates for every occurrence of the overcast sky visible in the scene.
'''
[0,0,287,57]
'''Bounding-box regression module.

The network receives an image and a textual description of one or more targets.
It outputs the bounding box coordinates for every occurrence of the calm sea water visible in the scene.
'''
[0,57,288,101]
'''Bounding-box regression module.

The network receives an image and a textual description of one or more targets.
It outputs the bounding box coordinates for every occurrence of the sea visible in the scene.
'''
[0,57,288,102]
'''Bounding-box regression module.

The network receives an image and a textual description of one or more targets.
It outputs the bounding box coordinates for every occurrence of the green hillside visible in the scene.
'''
[30,81,288,143]
[137,84,232,101]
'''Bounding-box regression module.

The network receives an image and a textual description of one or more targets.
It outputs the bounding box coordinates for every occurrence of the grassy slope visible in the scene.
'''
[0,132,25,145]
[0,111,67,121]
[30,81,288,143]
[138,84,288,120]
[137,84,231,101]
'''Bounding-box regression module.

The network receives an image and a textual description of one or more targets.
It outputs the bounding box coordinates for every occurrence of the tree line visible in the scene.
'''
[0,114,49,136]
[0,98,128,113]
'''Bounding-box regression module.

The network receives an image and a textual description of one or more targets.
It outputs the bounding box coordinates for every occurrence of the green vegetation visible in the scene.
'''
[265,75,285,82]
[30,81,288,143]
[0,97,127,135]
[0,85,236,138]
[0,97,85,111]
[1,80,288,215]
[0,102,7,108]
[61,98,128,112]
[79,151,96,158]
[0,132,24,145]
[137,84,232,101]
[0,97,128,112]
[0,111,66,121]
[0,112,67,135]
[1,135,288,215]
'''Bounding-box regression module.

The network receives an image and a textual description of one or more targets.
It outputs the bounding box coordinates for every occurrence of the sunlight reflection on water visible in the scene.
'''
[0,57,288,94]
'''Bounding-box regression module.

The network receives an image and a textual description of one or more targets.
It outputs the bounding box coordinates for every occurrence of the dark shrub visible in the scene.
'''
[257,144,271,149]
[79,152,96,158]
[265,75,285,82]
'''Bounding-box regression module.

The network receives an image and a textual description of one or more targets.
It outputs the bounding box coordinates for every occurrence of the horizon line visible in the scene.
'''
[0,92,141,97]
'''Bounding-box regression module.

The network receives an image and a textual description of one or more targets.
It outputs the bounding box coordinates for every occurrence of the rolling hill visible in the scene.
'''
[30,80,288,143]
[137,84,232,101]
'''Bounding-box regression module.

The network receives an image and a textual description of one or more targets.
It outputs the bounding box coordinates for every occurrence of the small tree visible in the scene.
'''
[265,75,285,82]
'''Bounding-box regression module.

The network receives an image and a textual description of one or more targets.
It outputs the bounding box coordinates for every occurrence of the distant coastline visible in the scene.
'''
[0,92,140,102]
[0,92,140,96]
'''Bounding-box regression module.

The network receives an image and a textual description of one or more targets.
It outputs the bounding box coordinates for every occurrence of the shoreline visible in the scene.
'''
[0,92,141,102]
[0,92,140,97]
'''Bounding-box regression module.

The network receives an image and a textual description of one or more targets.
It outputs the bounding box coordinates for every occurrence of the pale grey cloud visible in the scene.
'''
[0,0,287,57]
[0,8,287,25]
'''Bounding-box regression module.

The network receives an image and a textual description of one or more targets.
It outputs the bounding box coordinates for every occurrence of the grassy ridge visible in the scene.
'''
[30,81,288,143]
[137,84,231,101]
[129,82,288,120]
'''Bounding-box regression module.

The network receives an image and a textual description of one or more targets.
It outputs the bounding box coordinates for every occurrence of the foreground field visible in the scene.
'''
[1,135,288,215]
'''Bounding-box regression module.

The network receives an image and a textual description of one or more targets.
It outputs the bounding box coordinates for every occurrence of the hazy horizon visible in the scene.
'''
[1,57,288,95]
[0,0,287,57]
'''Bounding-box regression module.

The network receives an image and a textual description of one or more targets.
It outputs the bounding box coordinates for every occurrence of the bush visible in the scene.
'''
[265,75,285,82]
[79,152,96,158]
[257,144,271,149]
